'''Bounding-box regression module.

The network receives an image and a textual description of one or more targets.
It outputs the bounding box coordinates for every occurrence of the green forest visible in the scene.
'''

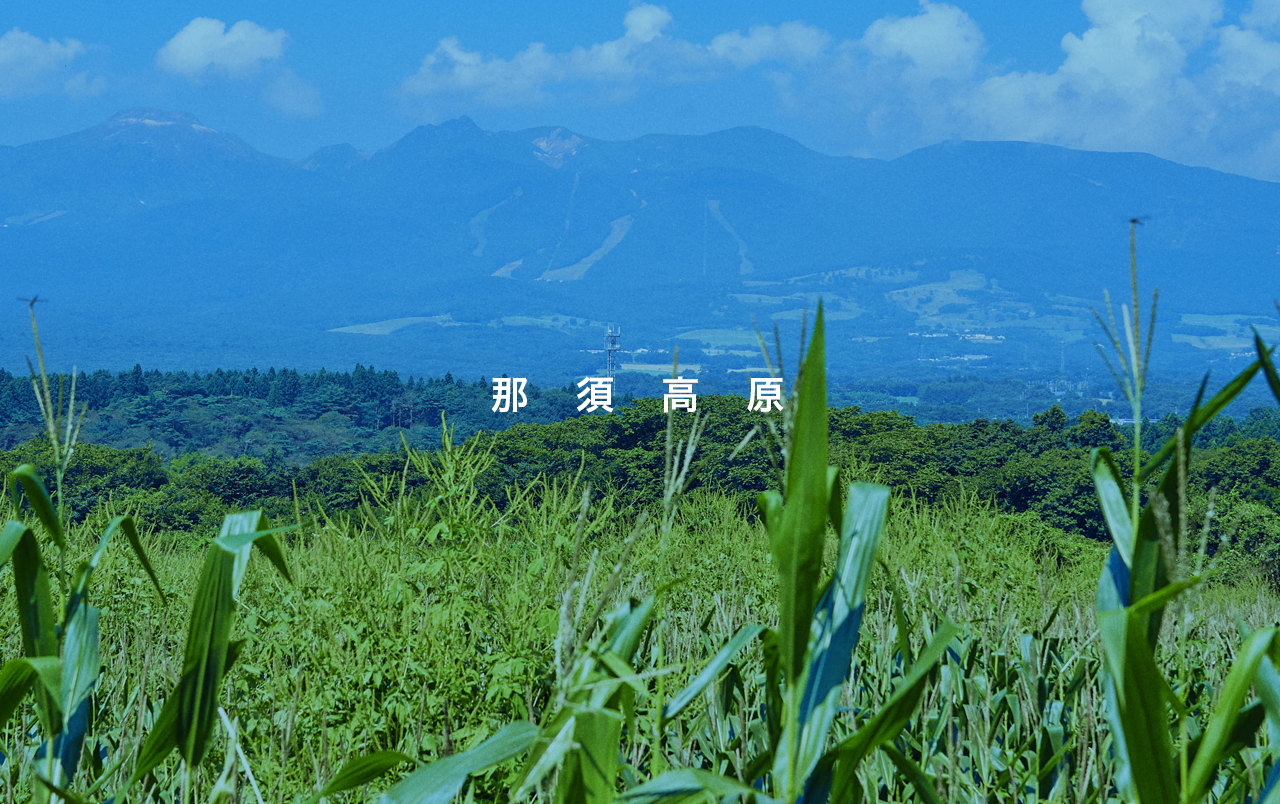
[4,278,1280,802]
[4,395,1280,559]
[5,360,1273,467]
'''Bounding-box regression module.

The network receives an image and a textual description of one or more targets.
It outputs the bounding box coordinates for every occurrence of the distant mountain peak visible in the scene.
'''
[532,128,584,168]
[106,108,215,132]
[72,108,276,165]
[440,116,480,131]
[298,143,368,173]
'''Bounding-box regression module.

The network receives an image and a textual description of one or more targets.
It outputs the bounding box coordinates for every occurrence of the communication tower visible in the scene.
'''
[605,326,622,378]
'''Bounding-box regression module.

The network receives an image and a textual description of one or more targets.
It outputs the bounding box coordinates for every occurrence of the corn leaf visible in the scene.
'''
[60,603,99,732]
[10,465,66,550]
[664,625,764,719]
[100,515,165,599]
[1096,606,1178,803]
[1139,359,1261,482]
[824,617,959,771]
[176,546,237,767]
[169,512,292,768]
[560,706,622,804]
[1255,655,1280,752]
[1186,627,1277,798]
[130,691,181,783]
[1,520,61,732]
[513,717,577,801]
[619,768,780,803]
[30,768,88,804]
[881,744,945,804]
[215,512,293,594]
[378,721,538,804]
[1259,757,1280,804]
[0,656,61,733]
[1091,448,1134,567]
[1256,331,1280,404]
[772,302,829,687]
[310,750,415,802]
[606,595,656,665]
[800,482,888,724]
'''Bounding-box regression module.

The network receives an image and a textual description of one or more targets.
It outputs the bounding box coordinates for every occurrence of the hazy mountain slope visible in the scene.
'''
[2,109,1276,384]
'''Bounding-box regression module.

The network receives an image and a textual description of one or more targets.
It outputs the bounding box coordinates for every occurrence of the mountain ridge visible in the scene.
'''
[2,110,1276,385]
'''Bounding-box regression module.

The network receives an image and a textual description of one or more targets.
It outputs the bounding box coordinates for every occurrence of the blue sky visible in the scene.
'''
[5,0,1280,180]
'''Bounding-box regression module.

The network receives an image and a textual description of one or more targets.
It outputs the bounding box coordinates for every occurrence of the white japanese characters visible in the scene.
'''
[577,376,614,412]
[748,377,785,412]
[663,376,698,412]
[493,375,785,414]
[491,376,529,412]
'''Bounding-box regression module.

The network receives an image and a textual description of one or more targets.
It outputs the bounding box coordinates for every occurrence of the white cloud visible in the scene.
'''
[263,68,323,117]
[622,4,671,44]
[402,5,678,105]
[0,27,95,99]
[156,18,322,118]
[762,0,1280,179]
[1242,0,1280,34]
[955,0,1244,158]
[708,22,831,69]
[157,18,287,80]
[402,4,826,107]
[859,2,984,83]
[64,71,108,99]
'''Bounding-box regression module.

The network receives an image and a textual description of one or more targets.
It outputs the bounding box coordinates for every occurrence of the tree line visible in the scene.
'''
[2,395,1277,575]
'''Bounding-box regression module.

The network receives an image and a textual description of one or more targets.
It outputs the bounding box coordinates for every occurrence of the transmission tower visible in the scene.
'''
[605,326,622,378]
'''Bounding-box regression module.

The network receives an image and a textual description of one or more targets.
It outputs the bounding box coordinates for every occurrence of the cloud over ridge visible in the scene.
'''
[399,0,1280,181]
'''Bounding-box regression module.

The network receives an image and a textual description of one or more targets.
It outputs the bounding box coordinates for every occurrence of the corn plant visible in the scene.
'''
[0,467,162,802]
[0,314,295,803]
[1089,223,1280,803]
[618,303,956,803]
[0,477,296,804]
[124,510,293,803]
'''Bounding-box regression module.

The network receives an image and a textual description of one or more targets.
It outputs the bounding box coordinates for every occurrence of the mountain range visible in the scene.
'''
[2,108,1278,389]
